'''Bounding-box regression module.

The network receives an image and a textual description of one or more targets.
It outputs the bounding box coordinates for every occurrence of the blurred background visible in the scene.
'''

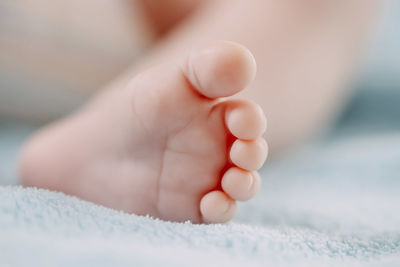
[0,0,399,183]
[346,0,400,134]
[1,3,399,264]
[0,0,153,122]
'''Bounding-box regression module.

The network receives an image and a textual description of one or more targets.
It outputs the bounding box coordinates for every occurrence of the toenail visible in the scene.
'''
[247,173,254,191]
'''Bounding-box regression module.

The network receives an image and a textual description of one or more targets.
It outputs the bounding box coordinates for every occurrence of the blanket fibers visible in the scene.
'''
[1,88,400,266]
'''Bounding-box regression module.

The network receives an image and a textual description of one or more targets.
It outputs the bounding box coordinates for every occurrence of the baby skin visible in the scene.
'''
[20,42,268,224]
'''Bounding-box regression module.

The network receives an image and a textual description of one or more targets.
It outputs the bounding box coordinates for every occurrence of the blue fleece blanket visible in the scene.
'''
[1,2,400,264]
[1,86,400,266]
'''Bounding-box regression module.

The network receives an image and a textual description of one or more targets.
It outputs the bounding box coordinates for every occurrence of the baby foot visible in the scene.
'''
[20,41,268,223]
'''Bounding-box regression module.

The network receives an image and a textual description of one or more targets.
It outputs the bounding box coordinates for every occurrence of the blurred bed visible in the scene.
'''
[0,1,399,266]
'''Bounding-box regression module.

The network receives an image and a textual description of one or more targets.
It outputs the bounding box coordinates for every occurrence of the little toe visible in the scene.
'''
[225,100,267,140]
[182,41,256,99]
[200,191,237,223]
[230,138,268,171]
[221,167,261,201]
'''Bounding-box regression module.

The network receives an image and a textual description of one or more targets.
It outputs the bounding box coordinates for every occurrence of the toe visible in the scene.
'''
[182,41,256,99]
[200,191,237,223]
[225,100,267,140]
[221,167,261,201]
[230,138,268,171]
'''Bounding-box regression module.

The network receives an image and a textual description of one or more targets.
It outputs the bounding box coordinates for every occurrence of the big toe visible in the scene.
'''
[183,41,256,99]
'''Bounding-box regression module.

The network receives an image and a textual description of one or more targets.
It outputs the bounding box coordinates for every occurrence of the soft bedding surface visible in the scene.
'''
[1,2,400,265]
[1,87,400,267]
